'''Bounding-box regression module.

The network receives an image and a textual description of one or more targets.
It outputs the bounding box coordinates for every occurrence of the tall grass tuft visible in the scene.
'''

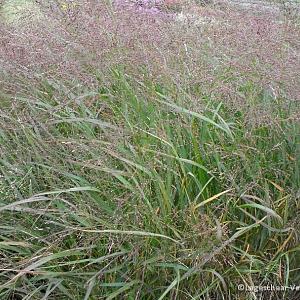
[0,0,299,299]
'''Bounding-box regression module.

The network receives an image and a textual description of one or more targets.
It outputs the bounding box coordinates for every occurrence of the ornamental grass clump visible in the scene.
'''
[0,0,299,299]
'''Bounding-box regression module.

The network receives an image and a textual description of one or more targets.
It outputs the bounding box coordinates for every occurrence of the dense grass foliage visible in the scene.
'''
[0,1,300,299]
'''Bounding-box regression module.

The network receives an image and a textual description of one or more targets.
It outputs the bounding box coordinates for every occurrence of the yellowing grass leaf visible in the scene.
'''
[193,189,232,210]
[267,179,284,192]
[0,241,31,247]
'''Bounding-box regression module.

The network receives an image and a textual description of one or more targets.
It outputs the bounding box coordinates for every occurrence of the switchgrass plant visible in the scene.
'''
[0,1,299,299]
